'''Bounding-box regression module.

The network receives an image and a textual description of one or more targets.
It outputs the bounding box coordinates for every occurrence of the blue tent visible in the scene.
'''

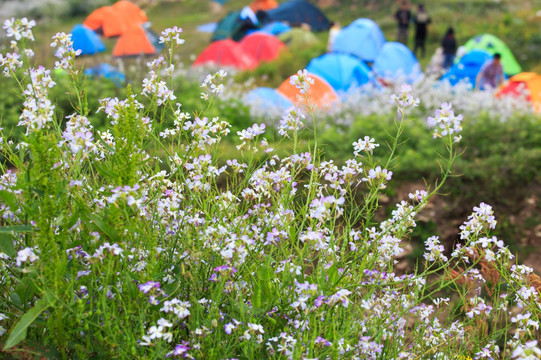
[265,0,331,31]
[244,87,293,110]
[197,22,218,33]
[441,50,492,87]
[70,24,105,56]
[373,42,422,83]
[84,63,125,87]
[306,53,376,92]
[331,18,385,62]
[258,22,291,36]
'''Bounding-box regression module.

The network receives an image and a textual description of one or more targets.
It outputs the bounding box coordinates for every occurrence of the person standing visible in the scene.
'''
[327,22,341,52]
[441,27,457,70]
[395,1,412,46]
[414,4,430,57]
[476,53,504,90]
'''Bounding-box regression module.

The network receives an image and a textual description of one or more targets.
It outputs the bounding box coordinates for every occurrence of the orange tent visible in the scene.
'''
[112,25,156,57]
[250,0,279,12]
[498,72,541,112]
[277,72,339,109]
[84,6,128,38]
[112,1,148,25]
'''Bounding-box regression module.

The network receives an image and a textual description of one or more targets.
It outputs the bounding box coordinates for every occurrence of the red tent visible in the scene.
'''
[84,6,128,38]
[112,1,148,25]
[239,33,286,64]
[113,25,157,57]
[250,0,278,12]
[193,40,257,70]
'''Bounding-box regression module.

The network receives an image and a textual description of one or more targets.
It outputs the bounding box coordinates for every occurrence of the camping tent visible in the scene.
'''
[70,24,105,55]
[240,33,286,63]
[373,42,422,83]
[306,53,376,92]
[441,50,492,87]
[278,28,320,49]
[112,1,148,24]
[265,0,331,31]
[498,72,541,112]
[212,11,248,41]
[244,87,293,110]
[331,18,385,62]
[250,0,279,12]
[112,25,158,57]
[84,6,127,37]
[258,22,291,35]
[277,72,338,108]
[194,39,257,69]
[84,63,125,87]
[462,34,521,75]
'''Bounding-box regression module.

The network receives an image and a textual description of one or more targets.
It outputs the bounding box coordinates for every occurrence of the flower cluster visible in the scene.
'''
[200,70,227,100]
[142,57,176,106]
[18,66,56,134]
[426,102,463,142]
[159,26,185,47]
[278,106,305,137]
[3,18,36,42]
[289,69,314,95]
[389,84,420,113]
[59,114,96,157]
[353,136,379,156]
[50,32,81,72]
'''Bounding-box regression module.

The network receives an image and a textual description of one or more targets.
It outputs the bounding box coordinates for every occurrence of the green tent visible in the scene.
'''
[211,11,244,42]
[277,28,321,49]
[462,33,521,75]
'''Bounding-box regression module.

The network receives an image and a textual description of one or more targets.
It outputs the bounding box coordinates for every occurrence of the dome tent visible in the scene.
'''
[244,87,293,111]
[194,40,257,70]
[441,50,492,87]
[211,11,244,42]
[372,42,422,83]
[277,28,320,49]
[498,72,541,112]
[112,25,160,57]
[462,34,521,75]
[112,0,148,24]
[277,72,338,108]
[258,22,291,36]
[84,63,125,87]
[306,53,376,92]
[265,0,331,31]
[84,6,128,38]
[70,24,105,55]
[331,18,385,62]
[239,33,286,64]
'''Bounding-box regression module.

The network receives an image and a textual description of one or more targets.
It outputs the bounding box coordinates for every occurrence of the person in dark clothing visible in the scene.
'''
[441,27,457,70]
[414,4,431,57]
[395,1,412,46]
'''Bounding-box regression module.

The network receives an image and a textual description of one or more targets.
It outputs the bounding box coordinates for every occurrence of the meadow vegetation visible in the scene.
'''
[0,18,539,359]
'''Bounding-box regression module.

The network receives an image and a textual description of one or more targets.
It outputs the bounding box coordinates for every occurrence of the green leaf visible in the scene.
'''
[0,190,19,212]
[0,225,32,233]
[14,277,38,306]
[3,294,55,350]
[82,212,118,240]
[0,233,15,257]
